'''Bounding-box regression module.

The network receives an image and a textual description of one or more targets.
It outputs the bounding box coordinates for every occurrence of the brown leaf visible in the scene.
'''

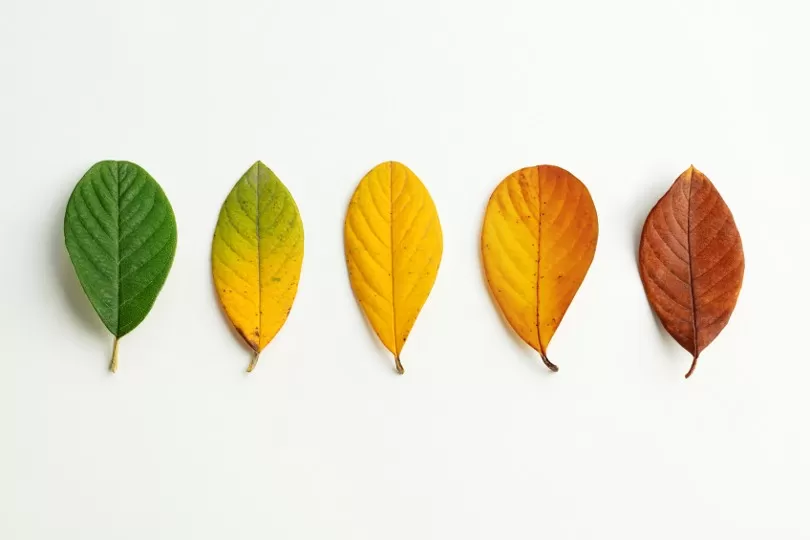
[638,166,744,378]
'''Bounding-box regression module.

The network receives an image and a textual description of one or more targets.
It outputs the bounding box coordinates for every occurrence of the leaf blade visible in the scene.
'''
[639,166,744,378]
[64,160,178,342]
[344,161,443,373]
[212,161,304,370]
[481,165,598,370]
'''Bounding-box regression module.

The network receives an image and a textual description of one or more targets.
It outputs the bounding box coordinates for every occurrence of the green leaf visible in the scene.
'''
[64,160,178,372]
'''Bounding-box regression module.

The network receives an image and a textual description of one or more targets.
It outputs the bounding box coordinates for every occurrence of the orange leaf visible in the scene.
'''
[481,165,598,371]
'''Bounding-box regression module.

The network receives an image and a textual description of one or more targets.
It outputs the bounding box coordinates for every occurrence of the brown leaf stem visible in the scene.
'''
[685,355,699,379]
[540,352,559,372]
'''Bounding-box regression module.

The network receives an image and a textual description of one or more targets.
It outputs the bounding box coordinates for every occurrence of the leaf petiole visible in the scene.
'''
[247,351,259,373]
[110,337,119,373]
[394,356,404,375]
[540,352,559,373]
[685,355,699,379]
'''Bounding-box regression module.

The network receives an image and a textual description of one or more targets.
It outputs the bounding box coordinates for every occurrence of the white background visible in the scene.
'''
[1,0,808,538]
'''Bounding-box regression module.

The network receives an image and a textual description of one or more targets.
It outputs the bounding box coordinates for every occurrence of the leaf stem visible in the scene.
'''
[394,355,404,375]
[540,351,559,373]
[247,351,259,373]
[110,337,119,373]
[685,355,699,379]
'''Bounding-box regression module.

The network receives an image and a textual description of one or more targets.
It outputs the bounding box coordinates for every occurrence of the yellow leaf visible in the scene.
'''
[212,161,304,372]
[481,165,598,371]
[344,162,443,374]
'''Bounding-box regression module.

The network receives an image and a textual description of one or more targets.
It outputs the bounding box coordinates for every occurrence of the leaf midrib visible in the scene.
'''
[113,162,122,336]
[389,161,398,358]
[685,170,699,358]
[535,167,543,354]
[255,163,263,349]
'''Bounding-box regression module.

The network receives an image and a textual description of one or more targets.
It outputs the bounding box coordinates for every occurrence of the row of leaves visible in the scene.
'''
[64,161,744,378]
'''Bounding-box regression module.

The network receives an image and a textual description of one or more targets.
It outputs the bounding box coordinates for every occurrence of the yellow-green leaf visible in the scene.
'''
[211,161,304,372]
[481,165,598,371]
[344,161,443,374]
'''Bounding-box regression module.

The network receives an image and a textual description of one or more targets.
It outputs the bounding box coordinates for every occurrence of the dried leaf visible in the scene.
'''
[481,165,598,371]
[64,160,178,372]
[212,161,304,372]
[639,166,744,378]
[344,161,443,374]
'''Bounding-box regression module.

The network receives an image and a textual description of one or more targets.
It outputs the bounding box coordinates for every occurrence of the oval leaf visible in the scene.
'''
[481,165,598,371]
[64,160,178,372]
[638,166,744,378]
[212,161,304,372]
[344,161,443,374]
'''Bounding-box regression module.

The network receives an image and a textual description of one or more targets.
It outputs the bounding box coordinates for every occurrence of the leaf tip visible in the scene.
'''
[394,356,405,375]
[685,164,705,180]
[540,352,559,373]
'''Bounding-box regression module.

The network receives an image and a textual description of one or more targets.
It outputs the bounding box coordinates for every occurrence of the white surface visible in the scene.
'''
[1,0,808,538]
